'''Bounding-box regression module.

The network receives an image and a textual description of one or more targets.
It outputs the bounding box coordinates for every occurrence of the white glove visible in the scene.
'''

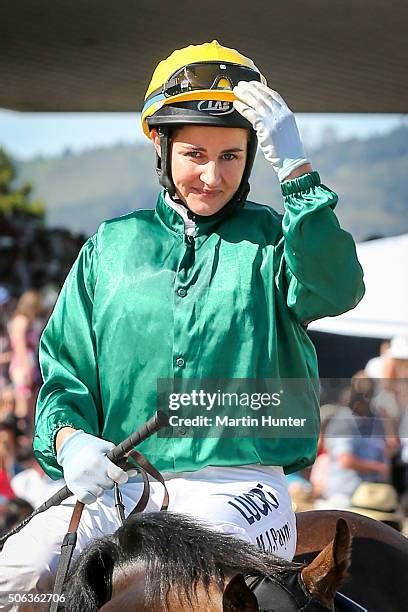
[233,81,309,182]
[56,430,128,504]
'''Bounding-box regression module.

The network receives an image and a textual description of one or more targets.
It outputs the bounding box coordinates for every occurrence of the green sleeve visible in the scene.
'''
[280,171,365,325]
[33,234,102,479]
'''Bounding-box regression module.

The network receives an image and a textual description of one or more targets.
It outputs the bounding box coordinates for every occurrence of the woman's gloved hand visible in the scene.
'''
[233,81,309,182]
[56,430,128,504]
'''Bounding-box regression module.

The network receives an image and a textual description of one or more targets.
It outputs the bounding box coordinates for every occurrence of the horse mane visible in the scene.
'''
[64,511,302,610]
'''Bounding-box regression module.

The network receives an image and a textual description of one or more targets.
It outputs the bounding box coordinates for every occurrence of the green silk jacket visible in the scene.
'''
[34,172,365,479]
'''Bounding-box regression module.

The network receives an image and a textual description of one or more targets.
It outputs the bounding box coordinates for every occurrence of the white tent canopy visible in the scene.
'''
[309,234,408,339]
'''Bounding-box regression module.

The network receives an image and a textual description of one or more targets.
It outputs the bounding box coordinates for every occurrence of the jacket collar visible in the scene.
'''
[154,190,242,237]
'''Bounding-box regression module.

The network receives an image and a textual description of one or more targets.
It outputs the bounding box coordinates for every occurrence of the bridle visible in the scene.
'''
[246,572,332,612]
[246,572,368,612]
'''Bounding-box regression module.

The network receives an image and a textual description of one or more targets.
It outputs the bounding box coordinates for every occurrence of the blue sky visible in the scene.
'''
[0,110,406,160]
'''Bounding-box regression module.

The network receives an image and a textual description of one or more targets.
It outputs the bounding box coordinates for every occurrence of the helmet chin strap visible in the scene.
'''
[156,126,176,196]
[156,126,257,222]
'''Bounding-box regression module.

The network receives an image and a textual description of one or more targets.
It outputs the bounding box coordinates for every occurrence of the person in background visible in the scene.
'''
[0,386,15,422]
[8,290,43,425]
[374,336,408,498]
[383,336,408,380]
[308,405,337,501]
[322,372,390,509]
[0,286,13,389]
[0,417,21,481]
[383,337,408,506]
[372,336,408,423]
[364,340,390,380]
[0,498,34,538]
[11,449,64,509]
[0,422,17,501]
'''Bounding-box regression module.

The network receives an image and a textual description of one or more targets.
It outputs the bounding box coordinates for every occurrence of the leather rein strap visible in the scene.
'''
[127,448,169,514]
[50,500,85,612]
[50,449,169,611]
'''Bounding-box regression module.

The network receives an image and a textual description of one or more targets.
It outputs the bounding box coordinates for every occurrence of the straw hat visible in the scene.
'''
[350,482,403,523]
[290,488,315,512]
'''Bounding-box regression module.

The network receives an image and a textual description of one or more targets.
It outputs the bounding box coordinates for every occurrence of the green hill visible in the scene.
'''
[15,126,408,242]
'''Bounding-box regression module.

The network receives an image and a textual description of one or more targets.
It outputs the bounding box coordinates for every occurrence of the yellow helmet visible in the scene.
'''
[141,40,266,138]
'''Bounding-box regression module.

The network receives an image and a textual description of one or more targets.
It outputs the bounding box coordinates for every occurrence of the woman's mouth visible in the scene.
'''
[192,189,222,198]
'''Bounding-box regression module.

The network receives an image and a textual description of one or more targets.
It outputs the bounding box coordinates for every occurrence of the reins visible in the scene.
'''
[50,500,85,610]
[51,446,170,611]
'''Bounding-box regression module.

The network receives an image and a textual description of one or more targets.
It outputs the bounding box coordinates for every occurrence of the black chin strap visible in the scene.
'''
[156,126,176,196]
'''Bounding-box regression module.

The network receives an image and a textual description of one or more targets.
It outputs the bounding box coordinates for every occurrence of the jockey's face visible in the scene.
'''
[152,125,248,215]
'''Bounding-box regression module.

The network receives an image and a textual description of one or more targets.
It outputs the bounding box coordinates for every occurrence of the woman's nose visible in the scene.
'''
[200,161,221,187]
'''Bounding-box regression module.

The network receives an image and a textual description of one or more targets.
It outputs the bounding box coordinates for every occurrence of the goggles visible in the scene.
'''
[147,62,262,101]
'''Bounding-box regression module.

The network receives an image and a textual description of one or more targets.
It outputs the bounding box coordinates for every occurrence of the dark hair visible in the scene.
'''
[0,415,18,437]
[0,498,34,536]
[168,124,251,142]
[64,511,301,611]
[348,372,375,409]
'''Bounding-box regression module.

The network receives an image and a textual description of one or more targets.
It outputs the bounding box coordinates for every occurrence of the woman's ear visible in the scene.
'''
[150,129,161,157]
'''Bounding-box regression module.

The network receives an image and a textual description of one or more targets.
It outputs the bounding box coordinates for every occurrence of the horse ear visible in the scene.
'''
[64,539,116,609]
[300,518,351,607]
[222,573,260,611]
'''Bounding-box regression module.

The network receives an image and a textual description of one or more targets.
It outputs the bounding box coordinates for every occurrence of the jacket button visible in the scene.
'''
[176,357,185,368]
[177,287,187,297]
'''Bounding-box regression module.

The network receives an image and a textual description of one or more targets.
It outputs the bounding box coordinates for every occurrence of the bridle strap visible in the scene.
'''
[50,501,84,612]
[123,451,151,515]
[126,448,169,512]
[246,572,332,612]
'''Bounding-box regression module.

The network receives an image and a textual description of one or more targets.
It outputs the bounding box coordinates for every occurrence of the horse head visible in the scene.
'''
[64,513,352,611]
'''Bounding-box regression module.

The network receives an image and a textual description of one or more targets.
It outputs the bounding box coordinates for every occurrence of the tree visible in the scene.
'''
[0,148,45,219]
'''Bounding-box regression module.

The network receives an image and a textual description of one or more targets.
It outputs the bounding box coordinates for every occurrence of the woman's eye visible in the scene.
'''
[222,153,237,161]
[186,150,202,158]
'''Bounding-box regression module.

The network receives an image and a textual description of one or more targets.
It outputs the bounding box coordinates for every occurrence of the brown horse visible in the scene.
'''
[64,511,356,611]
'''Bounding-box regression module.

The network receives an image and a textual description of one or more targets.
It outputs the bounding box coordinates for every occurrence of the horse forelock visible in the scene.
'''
[109,512,301,609]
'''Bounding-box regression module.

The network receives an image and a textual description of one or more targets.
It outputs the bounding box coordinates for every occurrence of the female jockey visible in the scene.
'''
[0,40,364,595]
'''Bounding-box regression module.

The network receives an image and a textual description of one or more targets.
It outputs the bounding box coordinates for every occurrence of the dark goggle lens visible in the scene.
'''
[164,62,261,97]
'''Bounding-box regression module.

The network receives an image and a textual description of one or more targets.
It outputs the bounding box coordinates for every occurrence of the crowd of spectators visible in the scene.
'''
[1,210,408,537]
[0,209,85,298]
[0,211,84,535]
[288,338,408,533]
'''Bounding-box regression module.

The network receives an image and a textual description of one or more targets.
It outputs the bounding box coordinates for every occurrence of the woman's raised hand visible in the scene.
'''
[233,81,309,182]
